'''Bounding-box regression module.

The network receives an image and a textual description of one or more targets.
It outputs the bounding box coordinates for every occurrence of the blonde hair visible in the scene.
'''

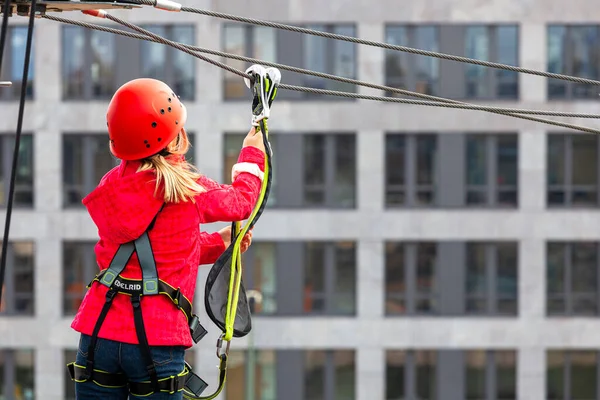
[137,128,206,203]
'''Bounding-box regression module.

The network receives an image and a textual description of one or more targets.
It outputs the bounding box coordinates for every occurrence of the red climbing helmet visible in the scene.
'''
[106,78,188,160]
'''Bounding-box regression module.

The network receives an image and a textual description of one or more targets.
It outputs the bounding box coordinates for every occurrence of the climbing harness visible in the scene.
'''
[64,65,280,399]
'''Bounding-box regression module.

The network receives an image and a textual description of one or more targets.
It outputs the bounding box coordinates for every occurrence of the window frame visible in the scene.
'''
[384,133,438,208]
[547,350,600,400]
[0,241,35,316]
[385,349,438,400]
[0,25,34,101]
[464,350,517,400]
[0,133,34,208]
[0,349,35,399]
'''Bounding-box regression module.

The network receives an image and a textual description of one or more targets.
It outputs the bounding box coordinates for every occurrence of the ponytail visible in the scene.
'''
[136,128,206,203]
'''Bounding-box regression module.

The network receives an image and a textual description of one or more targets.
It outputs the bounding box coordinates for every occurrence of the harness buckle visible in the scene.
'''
[173,288,183,309]
[189,315,208,344]
[105,289,117,303]
[169,373,184,394]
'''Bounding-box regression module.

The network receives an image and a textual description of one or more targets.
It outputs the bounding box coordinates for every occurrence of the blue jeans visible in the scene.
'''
[74,333,186,400]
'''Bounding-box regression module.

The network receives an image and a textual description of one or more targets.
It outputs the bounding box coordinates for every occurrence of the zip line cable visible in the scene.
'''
[0,0,36,311]
[129,0,600,87]
[41,14,600,134]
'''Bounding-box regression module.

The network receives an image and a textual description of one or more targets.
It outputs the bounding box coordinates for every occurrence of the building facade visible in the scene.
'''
[1,0,600,398]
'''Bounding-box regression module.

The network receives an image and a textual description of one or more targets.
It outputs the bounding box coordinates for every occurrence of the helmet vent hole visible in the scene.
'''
[152,122,157,128]
[146,144,151,148]
[144,140,149,144]
[168,107,172,112]
[168,98,172,103]
[158,137,162,142]
[160,109,165,114]
[175,121,179,125]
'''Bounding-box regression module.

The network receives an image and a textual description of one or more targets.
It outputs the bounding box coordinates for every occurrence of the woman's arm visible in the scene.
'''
[198,231,226,265]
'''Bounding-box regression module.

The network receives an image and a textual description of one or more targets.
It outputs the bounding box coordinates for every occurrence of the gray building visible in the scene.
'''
[1,0,600,398]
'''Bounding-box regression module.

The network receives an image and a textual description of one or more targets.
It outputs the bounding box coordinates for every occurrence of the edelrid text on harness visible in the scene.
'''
[67,205,211,397]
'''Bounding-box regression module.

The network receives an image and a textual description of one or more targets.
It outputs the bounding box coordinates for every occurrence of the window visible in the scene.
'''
[63,133,196,207]
[0,134,34,208]
[62,134,118,207]
[385,25,439,96]
[0,241,34,316]
[385,133,437,207]
[464,25,519,100]
[385,242,438,315]
[0,26,34,101]
[241,242,277,315]
[223,133,278,207]
[224,132,356,209]
[64,350,196,400]
[62,26,116,100]
[140,25,196,100]
[547,242,599,316]
[547,350,598,400]
[386,350,437,400]
[384,24,518,100]
[222,23,356,100]
[465,134,518,207]
[304,242,356,315]
[547,133,599,207]
[62,25,195,100]
[465,350,517,400]
[465,242,518,316]
[0,349,34,400]
[304,350,355,400]
[303,134,356,208]
[225,350,277,400]
[222,24,276,99]
[547,25,600,100]
[62,241,97,315]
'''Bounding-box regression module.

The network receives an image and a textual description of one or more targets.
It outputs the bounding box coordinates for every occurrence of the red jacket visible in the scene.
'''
[71,146,265,348]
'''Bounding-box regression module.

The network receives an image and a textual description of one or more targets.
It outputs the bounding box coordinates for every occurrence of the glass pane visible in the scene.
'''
[496,243,518,301]
[416,135,437,186]
[571,243,598,302]
[1,135,34,207]
[334,242,356,314]
[223,134,246,184]
[89,30,115,98]
[385,243,405,314]
[386,135,406,186]
[465,351,486,400]
[384,26,408,90]
[334,351,355,400]
[547,25,567,98]
[334,135,356,208]
[62,26,85,98]
[572,135,598,186]
[62,136,84,206]
[91,136,116,187]
[225,350,246,400]
[414,26,439,95]
[250,243,277,315]
[10,26,34,99]
[304,243,326,313]
[571,351,597,399]
[171,26,196,100]
[465,26,490,98]
[416,351,436,400]
[304,135,325,185]
[496,351,517,399]
[547,243,566,296]
[496,26,518,98]
[466,136,487,186]
[64,350,77,400]
[466,243,487,296]
[11,242,34,315]
[222,24,246,99]
[569,27,600,99]
[547,135,566,186]
[386,351,405,399]
[546,350,565,399]
[304,351,326,400]
[254,350,277,400]
[63,242,95,315]
[416,243,437,312]
[332,25,356,93]
[303,24,327,91]
[253,27,276,62]
[497,135,518,186]
[140,25,167,81]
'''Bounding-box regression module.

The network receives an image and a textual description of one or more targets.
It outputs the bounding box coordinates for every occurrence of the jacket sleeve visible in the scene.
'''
[198,231,226,265]
[195,146,265,224]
